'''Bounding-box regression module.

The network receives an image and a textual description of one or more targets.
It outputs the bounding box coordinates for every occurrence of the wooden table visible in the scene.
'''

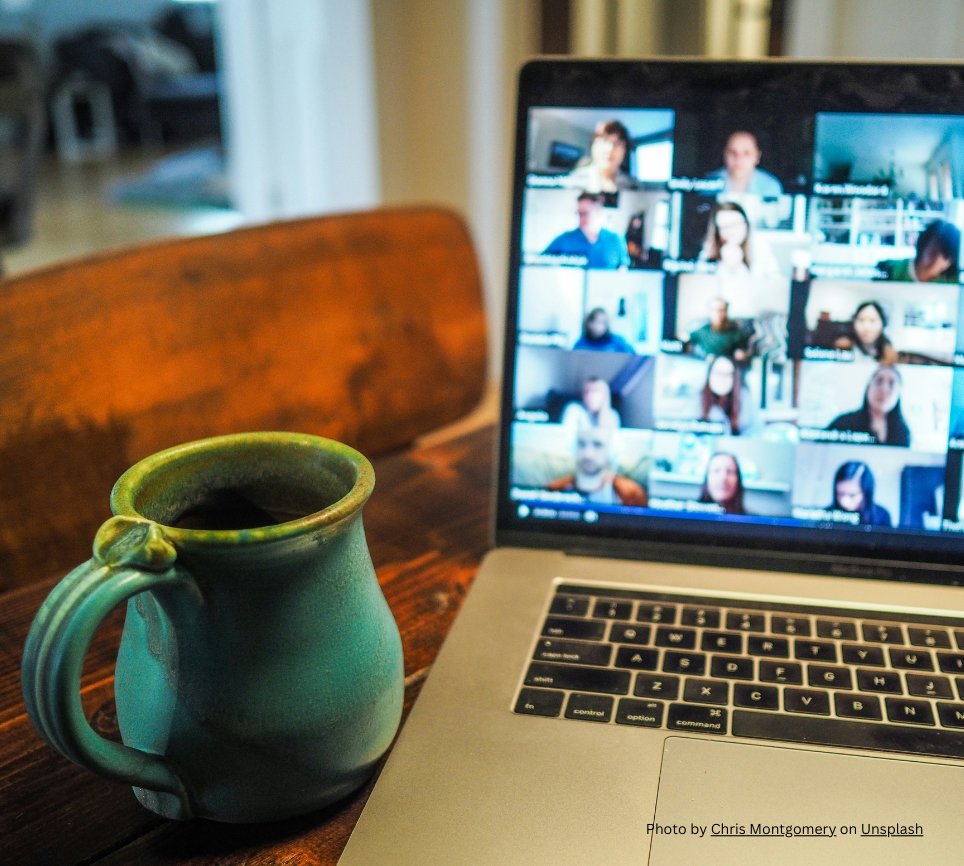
[0,426,495,866]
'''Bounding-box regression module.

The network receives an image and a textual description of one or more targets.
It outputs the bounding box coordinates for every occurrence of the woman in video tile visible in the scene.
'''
[827,461,892,527]
[827,365,910,447]
[561,120,636,193]
[701,355,752,435]
[573,307,635,353]
[698,452,746,515]
[561,377,622,430]
[876,219,960,284]
[699,201,781,280]
[831,301,899,364]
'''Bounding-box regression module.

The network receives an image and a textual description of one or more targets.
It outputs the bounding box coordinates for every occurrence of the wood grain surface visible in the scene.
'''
[0,207,486,593]
[0,426,495,866]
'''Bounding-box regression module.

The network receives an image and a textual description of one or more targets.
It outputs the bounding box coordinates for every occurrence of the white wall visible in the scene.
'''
[217,0,380,220]
[787,0,964,59]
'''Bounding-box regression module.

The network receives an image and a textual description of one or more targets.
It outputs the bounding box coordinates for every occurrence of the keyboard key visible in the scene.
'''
[549,595,589,617]
[681,606,720,628]
[710,655,754,680]
[936,702,964,728]
[771,615,811,636]
[759,660,803,684]
[533,638,612,666]
[614,646,659,670]
[816,619,858,641]
[701,631,743,654]
[885,698,935,726]
[593,599,632,620]
[667,703,727,734]
[565,692,614,723]
[841,644,885,666]
[542,617,607,641]
[908,627,951,649]
[808,664,852,690]
[726,611,765,632]
[957,677,964,700]
[862,623,904,644]
[654,627,697,650]
[663,651,706,676]
[834,693,882,720]
[784,688,831,715]
[635,673,679,700]
[615,698,664,727]
[733,683,778,710]
[905,674,953,698]
[956,631,964,651]
[514,688,564,717]
[525,662,630,695]
[747,636,789,657]
[637,603,676,624]
[795,640,837,662]
[889,648,934,671]
[684,678,728,705]
[937,652,964,673]
[734,711,964,758]
[856,669,902,693]
[609,623,651,645]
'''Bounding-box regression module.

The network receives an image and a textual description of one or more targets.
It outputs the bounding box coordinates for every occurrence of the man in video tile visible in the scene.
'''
[876,219,960,284]
[546,425,647,507]
[573,307,635,353]
[543,193,630,269]
[827,461,892,527]
[707,131,783,197]
[687,298,750,360]
[562,120,637,193]
[827,366,910,447]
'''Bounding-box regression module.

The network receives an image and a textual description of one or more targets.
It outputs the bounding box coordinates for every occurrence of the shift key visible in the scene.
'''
[532,638,612,666]
[525,662,630,694]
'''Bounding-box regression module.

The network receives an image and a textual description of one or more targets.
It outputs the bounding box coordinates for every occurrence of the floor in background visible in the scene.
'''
[4,147,244,277]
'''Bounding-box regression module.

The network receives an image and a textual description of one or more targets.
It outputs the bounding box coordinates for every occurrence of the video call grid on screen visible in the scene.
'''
[499,62,964,561]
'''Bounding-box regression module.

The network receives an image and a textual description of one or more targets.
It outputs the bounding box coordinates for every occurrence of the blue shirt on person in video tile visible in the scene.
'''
[573,332,636,353]
[543,228,629,269]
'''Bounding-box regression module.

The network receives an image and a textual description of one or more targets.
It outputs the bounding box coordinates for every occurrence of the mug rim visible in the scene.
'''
[110,431,374,545]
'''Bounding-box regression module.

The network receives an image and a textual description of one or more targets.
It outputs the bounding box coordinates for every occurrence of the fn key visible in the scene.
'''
[514,688,564,717]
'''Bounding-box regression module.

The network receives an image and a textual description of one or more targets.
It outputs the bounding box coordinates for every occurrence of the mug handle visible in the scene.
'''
[21,516,198,816]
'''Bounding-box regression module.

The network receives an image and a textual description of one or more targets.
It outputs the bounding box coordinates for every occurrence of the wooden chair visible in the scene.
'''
[0,207,487,592]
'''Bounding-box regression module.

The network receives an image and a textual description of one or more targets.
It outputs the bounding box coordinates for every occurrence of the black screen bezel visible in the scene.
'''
[495,58,964,584]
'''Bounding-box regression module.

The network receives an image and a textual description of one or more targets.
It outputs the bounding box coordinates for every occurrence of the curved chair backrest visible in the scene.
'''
[0,206,487,591]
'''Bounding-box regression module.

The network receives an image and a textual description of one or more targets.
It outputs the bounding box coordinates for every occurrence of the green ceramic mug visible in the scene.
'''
[21,432,404,823]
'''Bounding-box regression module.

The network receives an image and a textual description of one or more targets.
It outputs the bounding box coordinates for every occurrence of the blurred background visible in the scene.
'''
[1,0,964,385]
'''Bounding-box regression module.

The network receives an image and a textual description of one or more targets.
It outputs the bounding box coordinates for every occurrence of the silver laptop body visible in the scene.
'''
[340,59,964,865]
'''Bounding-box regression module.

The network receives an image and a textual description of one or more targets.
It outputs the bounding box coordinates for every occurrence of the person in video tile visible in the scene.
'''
[573,307,635,353]
[877,219,961,284]
[561,377,622,430]
[831,301,898,363]
[698,452,746,515]
[706,131,783,197]
[543,192,630,269]
[700,201,752,276]
[827,365,910,447]
[546,425,647,506]
[701,355,752,435]
[827,461,892,527]
[688,298,750,360]
[562,120,636,193]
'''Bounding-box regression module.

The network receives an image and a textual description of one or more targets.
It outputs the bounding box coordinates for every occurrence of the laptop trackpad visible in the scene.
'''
[649,737,960,865]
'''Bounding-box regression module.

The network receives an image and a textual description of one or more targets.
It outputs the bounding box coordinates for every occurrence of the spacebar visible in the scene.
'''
[732,710,964,759]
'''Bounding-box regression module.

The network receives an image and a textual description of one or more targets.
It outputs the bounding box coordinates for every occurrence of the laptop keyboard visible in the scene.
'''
[513,584,964,759]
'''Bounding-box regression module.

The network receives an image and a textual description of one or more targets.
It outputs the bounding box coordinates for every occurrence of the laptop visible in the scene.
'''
[340,59,964,865]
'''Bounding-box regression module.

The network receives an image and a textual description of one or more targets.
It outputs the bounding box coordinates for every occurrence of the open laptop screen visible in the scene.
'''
[498,60,964,574]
